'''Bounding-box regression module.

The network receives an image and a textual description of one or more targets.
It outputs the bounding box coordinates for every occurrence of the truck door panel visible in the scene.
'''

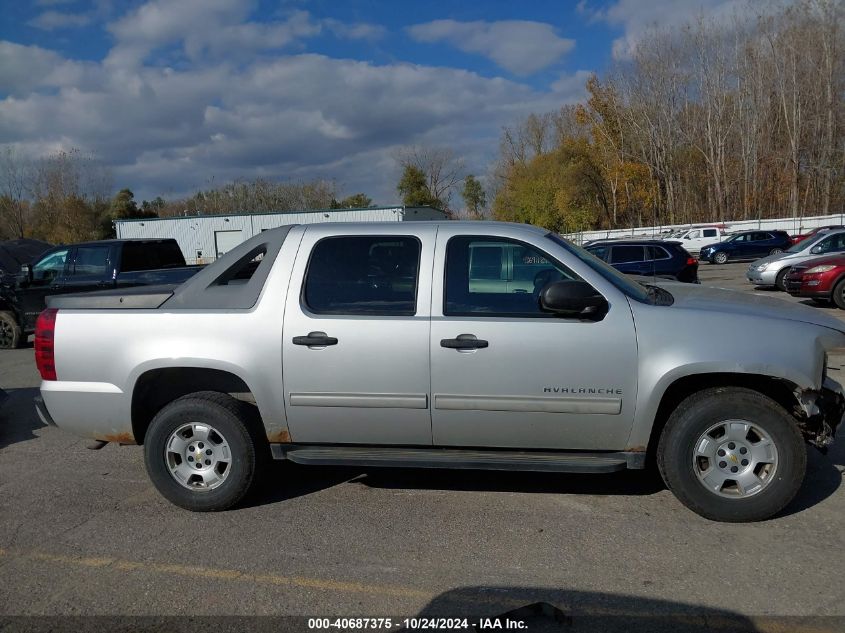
[282,226,436,445]
[62,244,113,294]
[430,229,638,450]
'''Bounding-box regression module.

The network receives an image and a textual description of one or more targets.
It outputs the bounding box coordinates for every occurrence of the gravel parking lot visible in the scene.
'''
[2,262,845,628]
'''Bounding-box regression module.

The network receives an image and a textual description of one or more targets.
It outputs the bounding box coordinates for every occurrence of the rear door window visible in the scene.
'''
[610,245,645,264]
[69,246,111,278]
[703,229,717,238]
[303,236,420,315]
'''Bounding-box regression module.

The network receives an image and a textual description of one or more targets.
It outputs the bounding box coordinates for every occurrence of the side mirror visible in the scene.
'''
[539,280,608,321]
[17,264,32,287]
[811,245,823,254]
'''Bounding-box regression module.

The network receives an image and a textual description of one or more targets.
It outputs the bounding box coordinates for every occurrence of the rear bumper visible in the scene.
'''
[39,381,135,442]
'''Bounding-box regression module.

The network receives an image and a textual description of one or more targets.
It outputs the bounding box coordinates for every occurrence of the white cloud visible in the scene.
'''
[0,3,588,204]
[105,1,383,68]
[29,10,92,30]
[407,19,575,75]
[583,0,788,60]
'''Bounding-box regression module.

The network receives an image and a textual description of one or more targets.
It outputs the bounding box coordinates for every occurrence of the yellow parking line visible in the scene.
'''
[0,547,429,599]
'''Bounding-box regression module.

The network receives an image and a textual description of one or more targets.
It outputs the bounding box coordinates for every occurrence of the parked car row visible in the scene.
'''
[585,240,699,283]
[734,227,845,310]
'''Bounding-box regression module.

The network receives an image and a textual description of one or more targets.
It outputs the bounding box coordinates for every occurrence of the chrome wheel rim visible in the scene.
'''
[165,423,232,491]
[714,253,727,264]
[692,420,778,498]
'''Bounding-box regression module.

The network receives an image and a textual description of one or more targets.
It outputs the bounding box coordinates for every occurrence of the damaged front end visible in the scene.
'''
[795,376,845,452]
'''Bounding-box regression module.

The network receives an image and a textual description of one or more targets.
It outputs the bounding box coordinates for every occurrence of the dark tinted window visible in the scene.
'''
[69,246,110,278]
[444,236,579,317]
[610,245,645,263]
[647,246,671,261]
[703,229,717,238]
[304,236,420,315]
[752,232,770,241]
[122,241,185,272]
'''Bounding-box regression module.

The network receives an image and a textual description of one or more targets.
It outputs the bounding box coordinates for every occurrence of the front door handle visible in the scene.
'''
[293,331,338,346]
[440,334,488,350]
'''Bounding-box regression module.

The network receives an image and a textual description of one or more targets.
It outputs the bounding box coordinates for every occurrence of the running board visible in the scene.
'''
[271,445,631,473]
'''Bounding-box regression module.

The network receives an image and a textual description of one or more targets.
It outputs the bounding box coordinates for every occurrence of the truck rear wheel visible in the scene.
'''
[657,387,805,522]
[144,392,264,511]
[0,311,22,349]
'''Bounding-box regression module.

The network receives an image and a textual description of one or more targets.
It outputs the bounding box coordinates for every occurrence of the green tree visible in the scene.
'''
[493,143,605,233]
[109,188,138,219]
[397,165,440,207]
[140,196,165,216]
[330,193,373,208]
[461,175,486,219]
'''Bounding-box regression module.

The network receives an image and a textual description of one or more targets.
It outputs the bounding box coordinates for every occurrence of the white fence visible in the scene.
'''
[564,213,845,245]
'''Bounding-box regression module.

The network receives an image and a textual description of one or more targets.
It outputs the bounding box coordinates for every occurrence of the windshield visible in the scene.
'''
[547,233,652,303]
[786,231,825,253]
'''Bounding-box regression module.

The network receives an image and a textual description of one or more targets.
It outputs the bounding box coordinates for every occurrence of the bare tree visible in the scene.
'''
[395,145,465,210]
[0,146,31,238]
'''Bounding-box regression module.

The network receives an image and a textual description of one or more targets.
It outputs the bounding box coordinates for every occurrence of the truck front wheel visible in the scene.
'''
[657,387,806,522]
[0,311,22,349]
[144,392,264,511]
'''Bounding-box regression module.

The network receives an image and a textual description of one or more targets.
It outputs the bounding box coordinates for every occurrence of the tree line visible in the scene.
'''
[492,0,845,233]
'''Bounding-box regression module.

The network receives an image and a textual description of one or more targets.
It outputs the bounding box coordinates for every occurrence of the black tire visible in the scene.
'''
[657,387,806,522]
[832,277,845,310]
[774,268,789,292]
[144,391,265,511]
[0,311,22,349]
[712,251,728,265]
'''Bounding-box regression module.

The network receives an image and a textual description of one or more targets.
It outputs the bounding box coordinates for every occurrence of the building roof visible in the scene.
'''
[114,205,445,224]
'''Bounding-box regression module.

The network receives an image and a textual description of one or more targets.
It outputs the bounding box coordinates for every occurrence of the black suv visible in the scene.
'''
[585,240,699,283]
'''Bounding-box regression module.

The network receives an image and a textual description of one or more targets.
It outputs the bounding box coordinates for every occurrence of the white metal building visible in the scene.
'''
[115,206,447,264]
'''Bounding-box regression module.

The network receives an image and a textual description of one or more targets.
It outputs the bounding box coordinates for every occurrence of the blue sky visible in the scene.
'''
[0,0,757,206]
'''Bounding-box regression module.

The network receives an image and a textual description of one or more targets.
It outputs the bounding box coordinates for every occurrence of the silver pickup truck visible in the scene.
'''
[34,222,845,522]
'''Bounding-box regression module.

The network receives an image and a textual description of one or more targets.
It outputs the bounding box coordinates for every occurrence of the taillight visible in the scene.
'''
[686,257,697,265]
[34,308,58,381]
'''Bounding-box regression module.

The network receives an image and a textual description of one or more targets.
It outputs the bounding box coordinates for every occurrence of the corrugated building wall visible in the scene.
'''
[115,206,446,264]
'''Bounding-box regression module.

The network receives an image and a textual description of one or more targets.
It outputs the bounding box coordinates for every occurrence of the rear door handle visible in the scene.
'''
[440,334,488,350]
[293,331,338,346]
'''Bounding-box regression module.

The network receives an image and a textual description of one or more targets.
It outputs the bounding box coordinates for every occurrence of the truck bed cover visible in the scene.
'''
[46,284,176,310]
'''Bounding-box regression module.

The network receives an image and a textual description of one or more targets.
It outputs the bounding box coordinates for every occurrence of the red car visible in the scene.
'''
[784,254,845,308]
[790,225,844,245]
